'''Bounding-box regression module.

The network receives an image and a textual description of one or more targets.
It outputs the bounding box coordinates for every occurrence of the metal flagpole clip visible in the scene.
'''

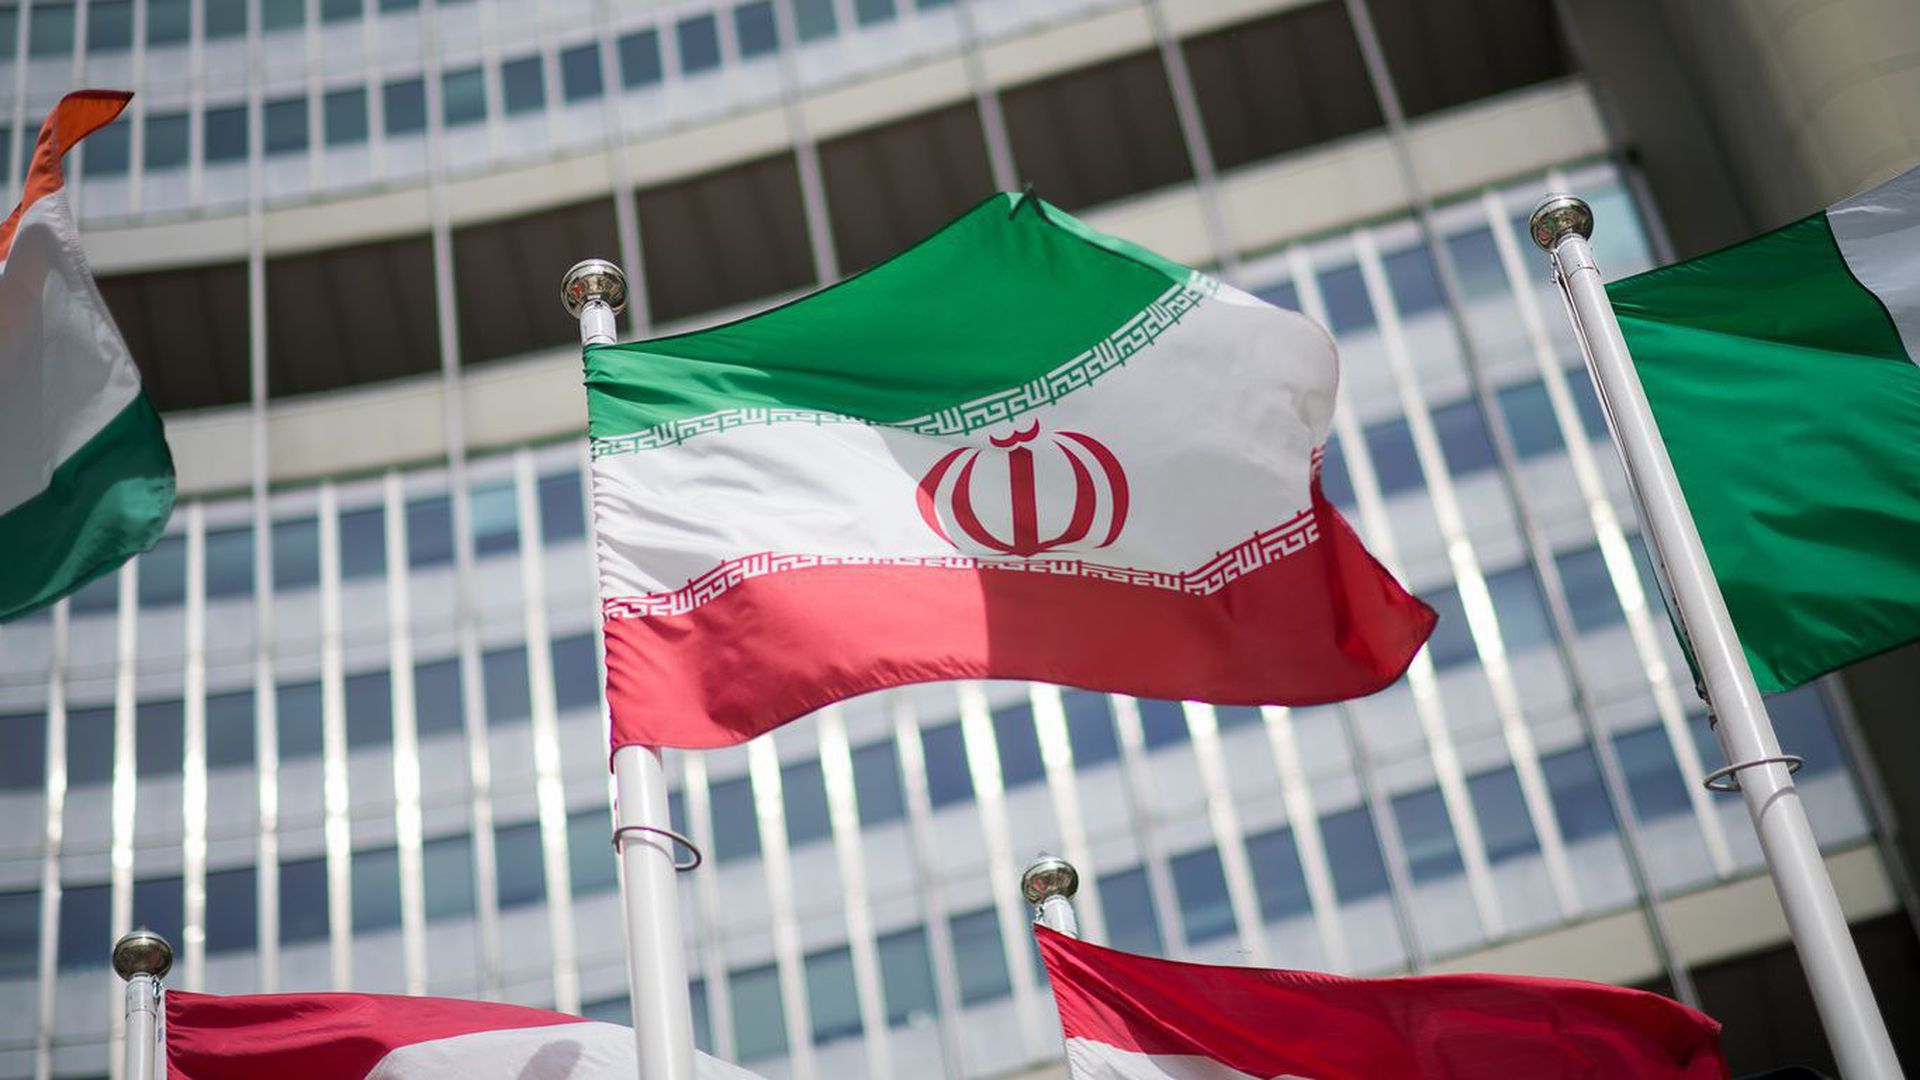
[1702,753,1805,793]
[612,824,703,872]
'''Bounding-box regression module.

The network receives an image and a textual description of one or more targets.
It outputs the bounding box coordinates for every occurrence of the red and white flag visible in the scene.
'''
[164,990,763,1079]
[1036,926,1727,1079]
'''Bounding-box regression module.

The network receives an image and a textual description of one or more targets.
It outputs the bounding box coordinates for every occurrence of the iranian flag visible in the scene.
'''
[586,194,1433,749]
[1609,164,1920,691]
[1036,925,1727,1079]
[0,90,173,621]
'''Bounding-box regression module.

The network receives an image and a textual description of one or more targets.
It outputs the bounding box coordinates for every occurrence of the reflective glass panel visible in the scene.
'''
[804,947,862,1043]
[1318,438,1355,508]
[709,775,760,861]
[153,0,196,43]
[794,0,836,39]
[205,526,254,598]
[414,658,465,736]
[272,518,320,591]
[0,890,36,978]
[405,495,453,567]
[279,858,329,943]
[338,505,386,579]
[618,29,662,88]
[1062,690,1118,767]
[351,847,402,932]
[324,88,369,146]
[0,713,45,791]
[204,867,257,953]
[991,699,1044,788]
[920,720,972,808]
[494,821,546,908]
[277,681,324,758]
[1321,806,1390,901]
[138,536,186,606]
[876,926,936,1026]
[734,1,777,57]
[569,808,617,895]
[1383,244,1445,318]
[1392,786,1462,882]
[206,689,256,769]
[1557,545,1623,632]
[1485,564,1553,653]
[383,78,427,135]
[204,104,249,164]
[87,0,132,52]
[442,66,486,127]
[854,0,894,24]
[537,471,586,542]
[1169,846,1236,944]
[949,907,1010,1005]
[1245,825,1311,922]
[482,646,531,727]
[676,14,720,73]
[423,833,475,920]
[551,634,600,713]
[469,482,519,557]
[1431,398,1498,477]
[1496,379,1562,459]
[28,2,74,56]
[782,758,831,847]
[502,56,546,115]
[1100,866,1163,956]
[1362,417,1421,495]
[1419,587,1476,669]
[131,876,183,947]
[145,112,190,171]
[344,670,392,748]
[1614,726,1691,820]
[264,96,308,155]
[1469,767,1539,862]
[560,43,603,101]
[1542,746,1616,843]
[1317,264,1373,335]
[730,964,787,1060]
[58,883,110,969]
[851,737,904,826]
[67,707,115,785]
[83,119,132,176]
[136,699,185,778]
[1137,699,1188,749]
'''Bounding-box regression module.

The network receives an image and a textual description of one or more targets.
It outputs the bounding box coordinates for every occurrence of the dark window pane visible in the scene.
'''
[406,496,454,568]
[502,55,546,115]
[551,634,600,713]
[344,670,392,748]
[920,721,972,808]
[635,153,816,322]
[560,44,603,102]
[205,527,254,599]
[0,713,46,791]
[28,1,74,56]
[469,481,519,557]
[67,708,116,785]
[83,119,132,176]
[264,96,308,155]
[569,808,617,895]
[494,821,546,908]
[734,1,776,57]
[1392,786,1462,882]
[1182,3,1379,170]
[782,758,832,847]
[1557,545,1622,632]
[538,471,586,542]
[0,890,37,977]
[206,689,255,770]
[88,0,132,52]
[261,0,303,31]
[145,112,190,171]
[793,0,836,40]
[1420,587,1476,669]
[1318,263,1374,335]
[379,0,418,10]
[422,833,475,919]
[1469,767,1539,863]
[1317,438,1355,509]
[321,0,360,22]
[352,847,402,932]
[851,737,904,826]
[138,535,186,606]
[204,867,256,953]
[1245,826,1311,922]
[877,926,936,1026]
[324,88,369,146]
[1001,50,1191,211]
[272,517,320,591]
[279,858,329,943]
[676,15,720,74]
[1257,280,1300,311]
[1137,699,1188,749]
[413,658,464,736]
[581,995,627,1023]
[709,775,760,861]
[442,66,486,127]
[204,104,248,164]
[819,102,996,273]
[1542,746,1616,843]
[1169,846,1236,945]
[277,681,323,759]
[1497,379,1562,459]
[691,978,713,1052]
[131,876,183,947]
[1062,691,1117,767]
[1383,244,1445,318]
[1447,227,1508,299]
[1568,365,1609,438]
[1322,806,1390,902]
[454,197,620,364]
[482,647,531,727]
[383,78,427,135]
[1367,0,1570,120]
[1215,705,1262,731]
[153,0,196,43]
[68,568,119,615]
[1768,686,1847,776]
[949,907,1009,1004]
[1362,417,1422,496]
[991,700,1044,788]
[804,947,862,1043]
[730,964,787,1060]
[1100,866,1162,956]
[58,883,111,969]
[853,0,894,24]
[1431,398,1498,476]
[617,29,662,87]
[0,7,14,56]
[1615,726,1691,820]
[1486,564,1553,653]
[137,699,184,778]
[338,505,386,580]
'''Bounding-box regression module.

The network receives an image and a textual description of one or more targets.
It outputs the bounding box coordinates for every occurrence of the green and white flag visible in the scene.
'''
[1608,164,1920,691]
[0,92,174,621]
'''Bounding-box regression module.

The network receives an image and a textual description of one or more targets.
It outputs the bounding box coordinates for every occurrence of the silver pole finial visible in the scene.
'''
[115,929,171,1080]
[561,258,629,320]
[1529,194,1594,252]
[112,927,173,981]
[1022,854,1081,938]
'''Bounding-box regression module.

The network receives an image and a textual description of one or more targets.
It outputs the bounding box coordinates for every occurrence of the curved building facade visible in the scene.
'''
[0,1,1914,1078]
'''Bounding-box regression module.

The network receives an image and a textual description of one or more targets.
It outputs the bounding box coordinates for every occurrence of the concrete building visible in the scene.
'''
[0,0,1915,1077]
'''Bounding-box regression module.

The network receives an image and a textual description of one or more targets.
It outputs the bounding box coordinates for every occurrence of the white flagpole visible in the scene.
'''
[113,929,172,1080]
[562,260,699,1080]
[1023,855,1081,937]
[1530,198,1903,1079]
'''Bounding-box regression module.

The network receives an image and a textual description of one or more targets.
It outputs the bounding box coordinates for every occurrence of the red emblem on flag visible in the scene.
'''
[916,422,1130,557]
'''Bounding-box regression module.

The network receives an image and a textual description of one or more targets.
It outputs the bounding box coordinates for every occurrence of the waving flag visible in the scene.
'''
[0,91,173,621]
[585,193,1433,749]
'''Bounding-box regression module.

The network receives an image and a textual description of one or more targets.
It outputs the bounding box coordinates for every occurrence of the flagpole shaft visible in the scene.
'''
[1533,199,1902,1079]
[113,931,172,1080]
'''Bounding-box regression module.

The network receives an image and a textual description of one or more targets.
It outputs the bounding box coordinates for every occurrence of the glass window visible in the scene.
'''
[323,88,369,147]
[67,708,115,786]
[1321,806,1390,902]
[1063,690,1118,767]
[1557,545,1622,632]
[1497,379,1562,459]
[151,0,195,44]
[877,926,936,1026]
[617,29,662,88]
[132,876,183,947]
[383,78,427,136]
[352,847,402,932]
[136,699,184,778]
[413,658,464,736]
[0,7,14,56]
[853,0,894,24]
[1362,416,1422,495]
[1469,767,1539,863]
[537,471,586,542]
[991,700,1044,788]
[1100,866,1163,956]
[730,963,787,1060]
[206,526,254,599]
[321,0,360,23]
[145,111,191,172]
[1136,699,1188,749]
[920,721,972,808]
[422,833,475,920]
[1419,587,1475,669]
[83,119,133,177]
[279,858,329,943]
[442,66,486,127]
[804,947,862,1043]
[1567,366,1609,439]
[344,670,391,748]
[1486,564,1553,653]
[1245,826,1311,922]
[0,713,46,792]
[1317,264,1373,336]
[851,737,904,826]
[1446,227,1507,300]
[709,775,760,861]
[1769,686,1847,776]
[948,907,1009,1004]
[206,690,255,769]
[1615,726,1692,821]
[494,821,546,908]
[551,634,600,713]
[568,808,617,895]
[1256,280,1300,311]
[1430,398,1498,477]
[58,883,110,969]
[559,43,603,102]
[272,517,320,591]
[0,890,37,978]
[691,979,713,1052]
[734,2,776,57]
[482,647,531,727]
[501,55,546,115]
[69,570,119,615]
[1169,846,1236,945]
[1383,244,1445,318]
[261,0,304,31]
[1392,786,1461,882]
[379,0,419,10]
[87,0,132,52]
[1318,438,1355,508]
[405,495,453,568]
[792,0,836,41]
[469,481,518,557]
[338,505,385,579]
[28,2,75,57]
[676,14,720,74]
[1215,704,1262,731]
[204,104,249,164]
[204,867,256,953]
[1542,746,1616,843]
[278,681,324,759]
[782,758,832,847]
[137,535,186,606]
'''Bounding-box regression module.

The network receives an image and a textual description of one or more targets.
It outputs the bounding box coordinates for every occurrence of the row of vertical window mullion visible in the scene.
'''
[886,694,969,1077]
[679,752,738,1062]
[382,469,431,997]
[317,482,357,991]
[1105,694,1190,960]
[1026,683,1107,943]
[105,552,138,1077]
[1180,702,1272,964]
[31,602,72,1079]
[179,502,210,992]
[745,738,818,1079]
[1258,704,1353,971]
[814,707,892,1079]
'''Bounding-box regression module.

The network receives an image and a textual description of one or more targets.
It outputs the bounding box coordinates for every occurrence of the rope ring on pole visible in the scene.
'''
[612,824,703,872]
[1701,753,1804,794]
